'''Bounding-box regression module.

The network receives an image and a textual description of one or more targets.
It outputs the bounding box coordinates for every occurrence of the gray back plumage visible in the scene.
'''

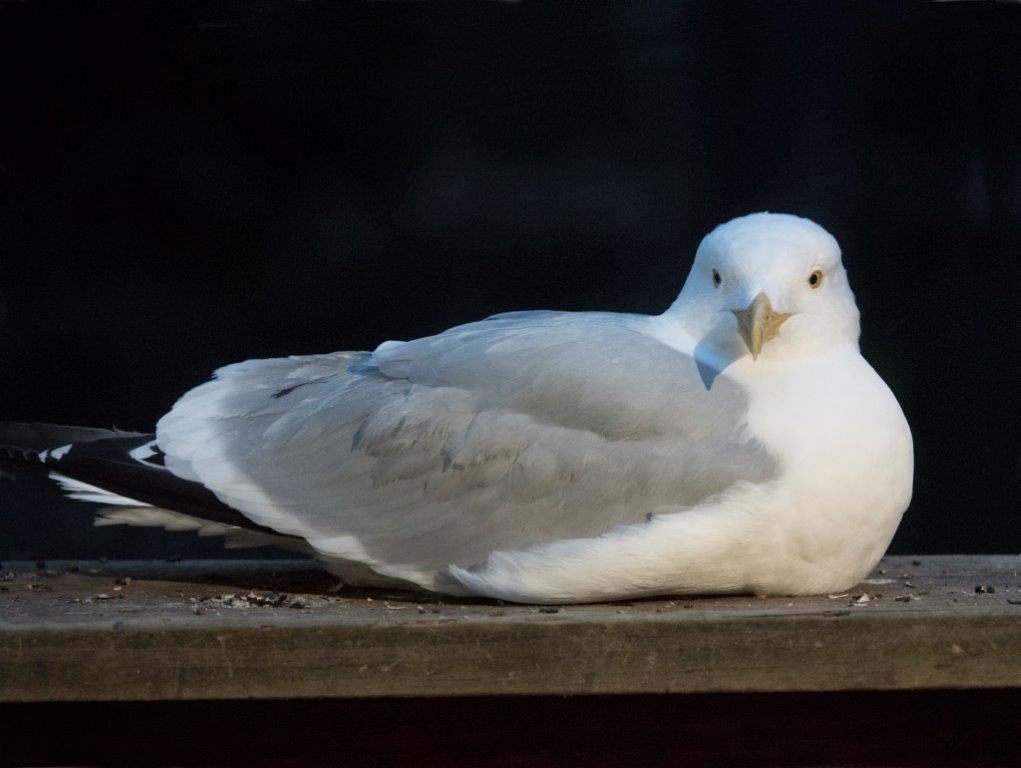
[156,311,776,579]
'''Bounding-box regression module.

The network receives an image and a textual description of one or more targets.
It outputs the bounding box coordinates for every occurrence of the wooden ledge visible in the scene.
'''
[1,555,1018,701]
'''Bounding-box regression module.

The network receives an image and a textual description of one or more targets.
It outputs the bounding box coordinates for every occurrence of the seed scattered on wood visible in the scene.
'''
[975,585,996,594]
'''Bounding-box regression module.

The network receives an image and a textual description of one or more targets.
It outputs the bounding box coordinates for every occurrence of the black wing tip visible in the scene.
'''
[0,421,151,457]
[0,421,297,540]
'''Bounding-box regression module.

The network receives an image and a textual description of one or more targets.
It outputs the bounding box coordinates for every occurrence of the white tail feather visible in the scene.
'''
[50,471,308,552]
[50,472,153,507]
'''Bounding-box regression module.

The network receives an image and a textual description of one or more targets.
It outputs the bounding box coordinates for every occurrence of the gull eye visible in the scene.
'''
[712,269,722,288]
[808,269,824,289]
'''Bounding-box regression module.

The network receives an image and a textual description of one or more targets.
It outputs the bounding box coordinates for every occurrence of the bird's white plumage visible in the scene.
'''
[50,473,152,507]
[152,213,912,602]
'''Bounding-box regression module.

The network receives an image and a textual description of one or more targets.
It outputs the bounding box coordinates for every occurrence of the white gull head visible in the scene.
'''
[669,212,861,361]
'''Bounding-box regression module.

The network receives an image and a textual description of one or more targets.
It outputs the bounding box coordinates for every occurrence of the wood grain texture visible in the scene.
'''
[1,555,1018,701]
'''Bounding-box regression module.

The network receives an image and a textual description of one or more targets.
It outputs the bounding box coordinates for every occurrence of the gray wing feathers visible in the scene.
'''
[156,312,774,585]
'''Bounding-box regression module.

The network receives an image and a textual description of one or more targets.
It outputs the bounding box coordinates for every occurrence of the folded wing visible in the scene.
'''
[156,311,775,588]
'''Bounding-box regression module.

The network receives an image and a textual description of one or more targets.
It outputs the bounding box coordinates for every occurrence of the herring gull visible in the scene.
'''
[0,212,913,603]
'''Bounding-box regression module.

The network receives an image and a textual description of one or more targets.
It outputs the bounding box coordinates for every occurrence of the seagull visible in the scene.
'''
[0,213,913,603]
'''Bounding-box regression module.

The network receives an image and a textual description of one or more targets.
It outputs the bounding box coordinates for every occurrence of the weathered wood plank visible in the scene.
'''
[1,555,1018,701]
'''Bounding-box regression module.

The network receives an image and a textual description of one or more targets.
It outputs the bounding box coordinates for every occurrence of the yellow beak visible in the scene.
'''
[731,292,791,360]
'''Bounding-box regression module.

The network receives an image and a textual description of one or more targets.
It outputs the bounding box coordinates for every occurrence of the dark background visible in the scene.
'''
[2,691,1018,767]
[0,1,1017,560]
